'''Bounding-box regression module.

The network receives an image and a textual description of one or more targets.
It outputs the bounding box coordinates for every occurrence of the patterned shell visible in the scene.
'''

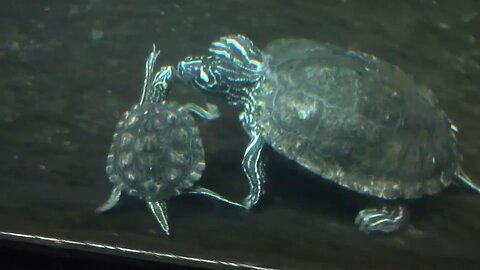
[106,102,205,202]
[253,38,461,200]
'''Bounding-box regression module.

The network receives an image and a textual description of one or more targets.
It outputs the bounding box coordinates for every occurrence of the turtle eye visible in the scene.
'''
[177,56,224,92]
[177,56,203,82]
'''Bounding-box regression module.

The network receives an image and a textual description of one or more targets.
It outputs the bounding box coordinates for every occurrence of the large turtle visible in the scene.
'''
[176,34,480,233]
[97,45,243,235]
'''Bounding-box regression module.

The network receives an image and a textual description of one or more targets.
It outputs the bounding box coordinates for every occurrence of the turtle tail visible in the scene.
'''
[457,169,480,193]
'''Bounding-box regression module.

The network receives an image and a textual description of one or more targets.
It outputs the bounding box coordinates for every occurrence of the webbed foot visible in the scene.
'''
[354,205,409,234]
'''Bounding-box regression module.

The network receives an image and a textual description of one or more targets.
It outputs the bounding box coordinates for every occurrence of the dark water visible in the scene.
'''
[1,1,479,269]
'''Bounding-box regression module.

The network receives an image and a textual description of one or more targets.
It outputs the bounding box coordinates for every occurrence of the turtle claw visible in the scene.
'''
[182,102,220,120]
[242,195,256,210]
[205,103,220,117]
[354,206,409,234]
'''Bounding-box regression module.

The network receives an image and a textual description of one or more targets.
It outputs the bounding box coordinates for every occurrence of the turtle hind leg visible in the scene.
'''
[457,169,480,193]
[96,185,123,213]
[354,205,409,234]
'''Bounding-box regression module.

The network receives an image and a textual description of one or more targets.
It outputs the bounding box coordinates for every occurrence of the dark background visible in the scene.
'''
[1,0,479,269]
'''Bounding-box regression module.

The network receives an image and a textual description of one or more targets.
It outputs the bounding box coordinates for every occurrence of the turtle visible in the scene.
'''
[96,45,243,235]
[175,34,480,233]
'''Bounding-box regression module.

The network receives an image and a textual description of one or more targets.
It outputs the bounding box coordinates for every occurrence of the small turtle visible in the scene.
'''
[176,34,480,233]
[97,45,243,235]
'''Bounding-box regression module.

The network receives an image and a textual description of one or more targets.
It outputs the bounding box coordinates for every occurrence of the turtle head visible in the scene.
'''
[177,34,266,102]
[177,55,228,94]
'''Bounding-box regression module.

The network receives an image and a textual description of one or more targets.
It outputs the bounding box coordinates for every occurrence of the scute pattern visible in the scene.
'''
[106,102,205,201]
[254,38,461,199]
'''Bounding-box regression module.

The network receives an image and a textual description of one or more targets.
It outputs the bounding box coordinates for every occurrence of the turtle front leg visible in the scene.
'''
[182,103,220,120]
[354,205,409,233]
[241,128,266,209]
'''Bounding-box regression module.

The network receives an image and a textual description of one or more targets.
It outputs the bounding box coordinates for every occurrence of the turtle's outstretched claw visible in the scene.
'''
[355,205,409,234]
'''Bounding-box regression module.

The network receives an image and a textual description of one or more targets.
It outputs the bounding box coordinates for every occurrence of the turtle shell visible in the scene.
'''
[253,38,461,200]
[106,102,205,202]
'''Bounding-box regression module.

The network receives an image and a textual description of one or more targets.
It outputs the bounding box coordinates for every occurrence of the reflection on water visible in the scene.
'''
[0,0,479,269]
